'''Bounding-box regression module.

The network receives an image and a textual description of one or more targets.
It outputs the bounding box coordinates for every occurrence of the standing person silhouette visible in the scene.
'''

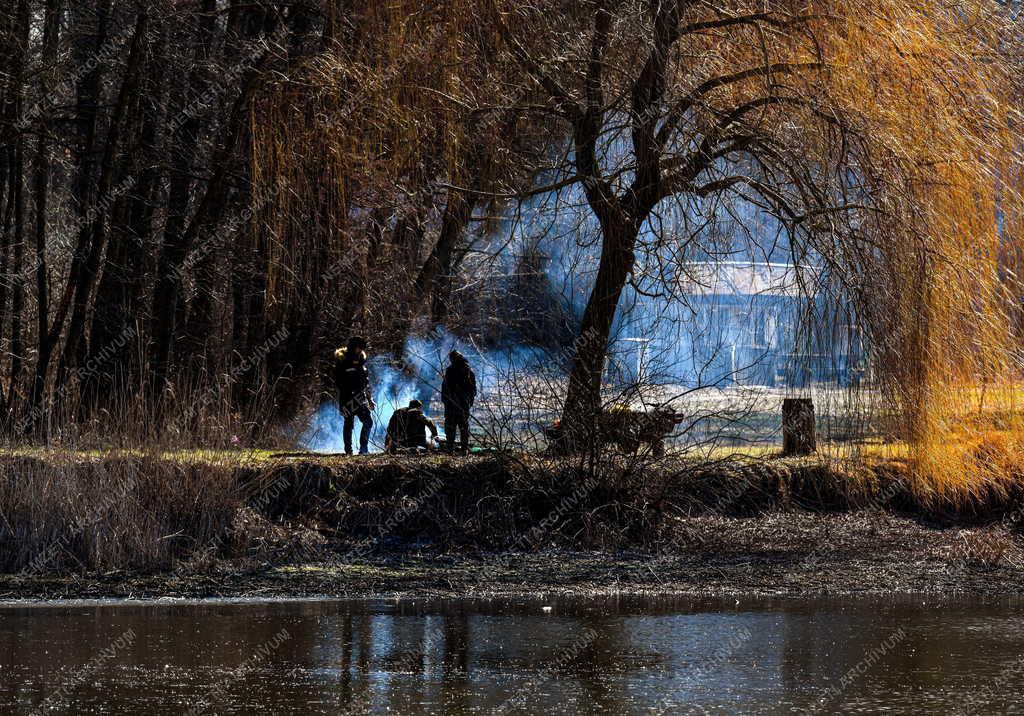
[333,336,375,454]
[441,350,476,454]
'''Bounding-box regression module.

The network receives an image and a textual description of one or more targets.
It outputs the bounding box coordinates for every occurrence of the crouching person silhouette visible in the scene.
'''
[385,400,438,453]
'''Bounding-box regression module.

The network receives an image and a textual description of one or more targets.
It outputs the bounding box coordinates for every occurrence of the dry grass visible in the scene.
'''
[0,448,911,576]
[4,424,1024,578]
[955,529,1020,569]
[0,452,240,574]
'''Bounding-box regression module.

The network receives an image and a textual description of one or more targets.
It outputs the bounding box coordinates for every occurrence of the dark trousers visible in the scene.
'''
[343,405,373,454]
[444,406,470,452]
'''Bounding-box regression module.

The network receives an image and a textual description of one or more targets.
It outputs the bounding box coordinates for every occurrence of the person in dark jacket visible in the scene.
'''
[333,336,375,455]
[385,400,438,453]
[441,350,476,453]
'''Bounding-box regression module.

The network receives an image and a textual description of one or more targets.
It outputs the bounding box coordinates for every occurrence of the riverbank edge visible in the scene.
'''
[4,451,1024,599]
[4,514,1024,601]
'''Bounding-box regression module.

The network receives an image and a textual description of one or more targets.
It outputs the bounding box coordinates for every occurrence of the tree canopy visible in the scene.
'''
[0,0,1022,496]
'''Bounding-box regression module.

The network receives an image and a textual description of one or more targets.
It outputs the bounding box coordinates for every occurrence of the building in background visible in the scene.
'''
[608,261,866,388]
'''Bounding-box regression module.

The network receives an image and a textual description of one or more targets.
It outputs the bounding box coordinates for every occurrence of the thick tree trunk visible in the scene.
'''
[558,217,638,447]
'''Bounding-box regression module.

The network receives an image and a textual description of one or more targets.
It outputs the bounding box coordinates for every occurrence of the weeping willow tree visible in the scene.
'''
[250,0,549,361]
[251,0,1023,502]
[822,0,1024,503]
[465,0,1023,501]
[250,3,441,355]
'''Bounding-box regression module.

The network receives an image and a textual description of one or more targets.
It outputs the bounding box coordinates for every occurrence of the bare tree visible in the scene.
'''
[484,0,1023,450]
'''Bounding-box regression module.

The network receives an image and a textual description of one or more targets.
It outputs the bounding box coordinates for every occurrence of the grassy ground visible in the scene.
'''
[0,439,908,463]
[0,445,285,467]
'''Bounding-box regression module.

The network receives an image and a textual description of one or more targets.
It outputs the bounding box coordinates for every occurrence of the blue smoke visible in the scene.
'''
[299,166,861,452]
[300,328,549,453]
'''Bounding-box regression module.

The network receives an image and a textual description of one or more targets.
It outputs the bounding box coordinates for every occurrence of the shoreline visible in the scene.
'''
[4,510,1023,602]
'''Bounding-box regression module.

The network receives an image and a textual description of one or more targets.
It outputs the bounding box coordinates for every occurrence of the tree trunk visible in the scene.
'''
[25,0,61,430]
[36,0,112,423]
[151,10,268,405]
[55,12,147,406]
[149,0,217,402]
[0,163,9,415]
[782,398,816,456]
[419,187,477,324]
[3,0,30,423]
[558,217,638,447]
[8,155,25,411]
[81,25,164,415]
[148,157,192,400]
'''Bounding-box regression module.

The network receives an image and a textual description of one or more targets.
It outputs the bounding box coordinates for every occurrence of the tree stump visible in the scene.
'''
[782,398,816,456]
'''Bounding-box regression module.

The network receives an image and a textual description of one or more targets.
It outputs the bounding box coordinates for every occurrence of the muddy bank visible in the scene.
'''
[2,510,1023,601]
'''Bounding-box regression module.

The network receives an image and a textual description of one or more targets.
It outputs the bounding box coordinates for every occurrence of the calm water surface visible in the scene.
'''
[1,595,1022,714]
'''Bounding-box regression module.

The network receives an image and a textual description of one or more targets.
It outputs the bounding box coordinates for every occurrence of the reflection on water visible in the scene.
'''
[1,595,1022,714]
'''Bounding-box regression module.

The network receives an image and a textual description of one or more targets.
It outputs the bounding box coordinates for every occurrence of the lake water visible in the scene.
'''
[1,595,1021,714]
